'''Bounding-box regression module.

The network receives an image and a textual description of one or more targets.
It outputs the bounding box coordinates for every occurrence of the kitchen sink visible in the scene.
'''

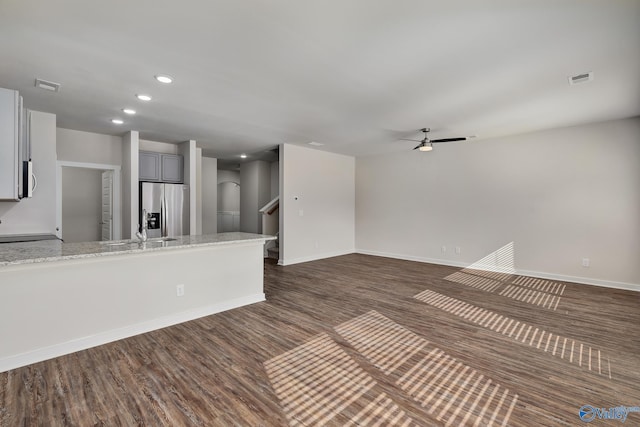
[100,240,138,246]
[100,237,177,246]
[147,237,177,242]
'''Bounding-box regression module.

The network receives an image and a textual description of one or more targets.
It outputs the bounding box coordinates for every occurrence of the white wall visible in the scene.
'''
[240,160,271,233]
[196,148,203,235]
[61,167,102,242]
[280,144,355,265]
[56,128,123,241]
[139,139,179,154]
[356,117,640,289]
[0,111,57,236]
[217,170,240,232]
[218,170,240,184]
[202,157,218,234]
[218,169,240,211]
[57,128,122,165]
[178,140,197,235]
[122,131,139,239]
[218,183,240,211]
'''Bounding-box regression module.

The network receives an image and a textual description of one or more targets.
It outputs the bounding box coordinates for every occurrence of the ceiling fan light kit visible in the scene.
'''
[401,127,467,152]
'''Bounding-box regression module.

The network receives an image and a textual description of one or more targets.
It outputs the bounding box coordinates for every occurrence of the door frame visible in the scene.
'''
[56,161,122,241]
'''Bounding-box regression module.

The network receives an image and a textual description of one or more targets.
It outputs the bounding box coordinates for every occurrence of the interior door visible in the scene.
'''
[100,171,113,240]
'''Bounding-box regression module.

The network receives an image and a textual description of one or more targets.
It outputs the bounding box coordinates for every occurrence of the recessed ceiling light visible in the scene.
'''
[136,94,152,101]
[111,119,124,125]
[240,154,247,159]
[308,141,324,146]
[122,108,136,115]
[155,75,173,84]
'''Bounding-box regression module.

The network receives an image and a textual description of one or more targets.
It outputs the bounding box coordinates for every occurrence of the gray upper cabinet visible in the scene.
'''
[139,151,160,181]
[139,151,183,183]
[161,154,183,183]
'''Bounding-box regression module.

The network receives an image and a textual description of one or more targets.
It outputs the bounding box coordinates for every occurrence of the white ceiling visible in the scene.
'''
[0,0,638,159]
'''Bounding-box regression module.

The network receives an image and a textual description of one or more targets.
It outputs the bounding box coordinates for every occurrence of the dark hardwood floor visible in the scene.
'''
[1,254,639,426]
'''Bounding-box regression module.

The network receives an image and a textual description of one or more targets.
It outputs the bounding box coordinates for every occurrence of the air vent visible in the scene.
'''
[568,72,593,85]
[34,78,61,92]
[308,141,324,146]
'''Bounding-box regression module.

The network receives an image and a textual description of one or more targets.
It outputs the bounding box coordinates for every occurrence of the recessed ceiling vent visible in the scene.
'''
[308,141,324,146]
[568,71,594,85]
[34,78,61,92]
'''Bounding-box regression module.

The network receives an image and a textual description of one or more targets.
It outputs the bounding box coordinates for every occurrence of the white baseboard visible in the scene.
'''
[356,249,468,269]
[279,248,356,266]
[515,269,640,292]
[0,293,265,373]
[356,249,640,292]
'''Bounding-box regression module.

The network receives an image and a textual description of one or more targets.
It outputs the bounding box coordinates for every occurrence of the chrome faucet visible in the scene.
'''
[135,209,148,242]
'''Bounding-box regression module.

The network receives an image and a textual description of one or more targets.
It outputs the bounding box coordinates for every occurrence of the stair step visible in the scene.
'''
[267,246,279,260]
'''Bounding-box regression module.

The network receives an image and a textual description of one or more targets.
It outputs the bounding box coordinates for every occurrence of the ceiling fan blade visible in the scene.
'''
[400,138,422,142]
[413,144,421,150]
[431,137,467,143]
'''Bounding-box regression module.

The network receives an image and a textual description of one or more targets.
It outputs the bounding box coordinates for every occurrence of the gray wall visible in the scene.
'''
[355,117,640,288]
[61,167,102,242]
[240,161,271,233]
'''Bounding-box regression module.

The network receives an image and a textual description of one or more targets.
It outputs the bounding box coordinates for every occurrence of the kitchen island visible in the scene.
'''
[0,232,275,372]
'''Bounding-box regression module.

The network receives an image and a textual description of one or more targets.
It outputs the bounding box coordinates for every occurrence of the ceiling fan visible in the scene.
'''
[401,128,468,151]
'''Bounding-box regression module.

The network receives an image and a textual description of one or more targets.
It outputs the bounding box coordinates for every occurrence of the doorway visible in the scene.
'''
[217,180,240,232]
[56,161,121,242]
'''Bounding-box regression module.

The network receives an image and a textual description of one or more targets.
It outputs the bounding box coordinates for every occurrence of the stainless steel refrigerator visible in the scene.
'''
[140,182,189,238]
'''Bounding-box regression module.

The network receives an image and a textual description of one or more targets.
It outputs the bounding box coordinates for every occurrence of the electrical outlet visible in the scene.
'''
[582,258,590,268]
[176,284,185,297]
[455,247,461,255]
[441,246,447,253]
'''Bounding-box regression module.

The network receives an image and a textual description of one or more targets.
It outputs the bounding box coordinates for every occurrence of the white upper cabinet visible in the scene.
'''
[0,88,22,201]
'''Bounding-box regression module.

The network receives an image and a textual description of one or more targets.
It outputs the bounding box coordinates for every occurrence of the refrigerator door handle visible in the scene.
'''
[160,199,167,236]
[162,197,167,236]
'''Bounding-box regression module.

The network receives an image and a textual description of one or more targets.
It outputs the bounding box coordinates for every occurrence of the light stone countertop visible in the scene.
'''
[0,232,276,267]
